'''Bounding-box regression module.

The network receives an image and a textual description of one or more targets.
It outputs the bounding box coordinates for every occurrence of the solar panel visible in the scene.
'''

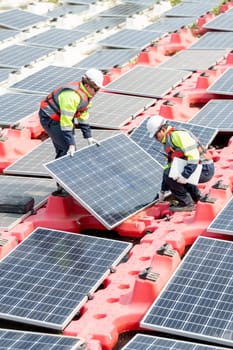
[89,92,154,128]
[0,329,85,350]
[45,133,163,229]
[122,334,230,350]
[0,68,14,85]
[24,28,88,49]
[47,4,89,18]
[207,67,233,96]
[164,2,220,17]
[98,3,149,17]
[74,16,125,33]
[189,32,233,50]
[75,49,139,70]
[0,44,55,69]
[203,10,233,31]
[158,49,227,71]
[121,0,159,5]
[9,65,85,94]
[144,16,197,33]
[105,65,191,98]
[0,176,54,230]
[207,197,233,236]
[0,227,132,329]
[130,117,217,166]
[141,236,233,347]
[63,0,96,4]
[0,93,44,127]
[190,99,233,132]
[0,29,20,43]
[4,130,121,177]
[0,9,48,30]
[98,29,163,49]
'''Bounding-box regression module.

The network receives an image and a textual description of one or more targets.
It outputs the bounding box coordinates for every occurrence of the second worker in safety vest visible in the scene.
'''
[147,115,215,212]
[39,68,104,196]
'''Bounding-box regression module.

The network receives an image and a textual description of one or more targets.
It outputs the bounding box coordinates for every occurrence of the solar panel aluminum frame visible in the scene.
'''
[44,133,163,230]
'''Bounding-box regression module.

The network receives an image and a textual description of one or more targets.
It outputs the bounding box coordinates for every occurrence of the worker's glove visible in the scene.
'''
[176,175,188,184]
[67,145,75,157]
[87,137,100,146]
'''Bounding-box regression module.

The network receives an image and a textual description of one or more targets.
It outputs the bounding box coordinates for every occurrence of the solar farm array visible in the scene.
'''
[0,1,233,350]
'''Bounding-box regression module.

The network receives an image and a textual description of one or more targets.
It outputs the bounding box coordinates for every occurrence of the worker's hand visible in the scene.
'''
[176,175,188,184]
[67,145,75,157]
[87,137,100,147]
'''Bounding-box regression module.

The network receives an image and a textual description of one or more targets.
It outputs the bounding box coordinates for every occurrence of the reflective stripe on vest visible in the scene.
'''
[40,82,89,121]
[165,128,212,163]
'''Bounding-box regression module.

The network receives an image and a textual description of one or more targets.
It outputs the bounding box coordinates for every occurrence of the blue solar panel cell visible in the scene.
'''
[0,329,85,349]
[190,99,233,132]
[122,334,230,350]
[207,68,233,96]
[141,236,233,347]
[208,197,233,236]
[0,228,132,329]
[45,133,163,229]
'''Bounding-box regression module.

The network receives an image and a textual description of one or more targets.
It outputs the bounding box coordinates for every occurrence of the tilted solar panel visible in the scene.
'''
[207,68,233,96]
[45,133,163,229]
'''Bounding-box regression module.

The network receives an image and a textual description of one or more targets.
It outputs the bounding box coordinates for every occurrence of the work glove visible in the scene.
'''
[67,145,75,157]
[87,137,100,146]
[176,175,188,184]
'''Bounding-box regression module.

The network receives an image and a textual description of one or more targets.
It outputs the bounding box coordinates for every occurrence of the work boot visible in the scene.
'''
[169,202,195,212]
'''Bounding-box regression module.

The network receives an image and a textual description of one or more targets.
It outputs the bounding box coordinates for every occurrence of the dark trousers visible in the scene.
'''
[39,109,69,159]
[162,162,215,205]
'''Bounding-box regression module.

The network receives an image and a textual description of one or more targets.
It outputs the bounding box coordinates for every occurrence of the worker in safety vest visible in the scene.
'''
[146,115,215,212]
[39,68,104,196]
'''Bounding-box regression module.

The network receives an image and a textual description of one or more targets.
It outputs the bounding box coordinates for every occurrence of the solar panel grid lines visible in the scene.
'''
[0,68,14,85]
[190,99,233,132]
[143,16,197,33]
[189,32,233,50]
[0,29,21,43]
[130,117,218,166]
[89,92,155,128]
[121,333,231,350]
[0,8,49,31]
[105,65,192,98]
[45,133,163,229]
[0,92,45,127]
[164,1,222,17]
[0,44,55,69]
[0,328,85,350]
[141,236,233,347]
[4,130,121,177]
[47,4,90,18]
[74,16,125,33]
[98,2,150,17]
[207,197,233,236]
[203,10,233,31]
[158,49,227,71]
[207,67,233,96]
[23,28,89,49]
[75,48,140,70]
[98,29,164,50]
[9,65,86,94]
[0,227,132,329]
[0,176,55,230]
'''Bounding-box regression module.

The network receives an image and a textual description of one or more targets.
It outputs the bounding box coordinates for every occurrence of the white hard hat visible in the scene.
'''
[84,68,104,88]
[147,115,166,138]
